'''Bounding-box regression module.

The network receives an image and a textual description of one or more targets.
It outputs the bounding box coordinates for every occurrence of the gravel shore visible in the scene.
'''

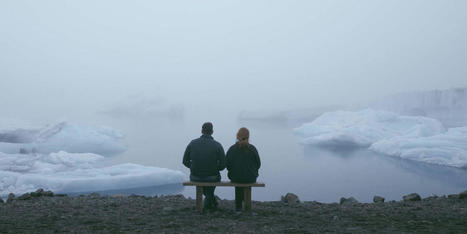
[0,190,466,233]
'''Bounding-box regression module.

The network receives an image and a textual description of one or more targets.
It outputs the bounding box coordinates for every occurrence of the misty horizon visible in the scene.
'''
[2,1,467,123]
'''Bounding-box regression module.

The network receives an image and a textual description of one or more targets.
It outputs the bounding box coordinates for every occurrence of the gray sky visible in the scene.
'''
[1,0,467,120]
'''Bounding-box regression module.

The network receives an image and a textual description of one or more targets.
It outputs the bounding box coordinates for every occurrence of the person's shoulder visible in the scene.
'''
[213,139,224,148]
[228,143,238,151]
[248,144,258,151]
[189,137,202,144]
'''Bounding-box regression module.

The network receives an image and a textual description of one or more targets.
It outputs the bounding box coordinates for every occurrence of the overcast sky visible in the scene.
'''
[1,0,466,121]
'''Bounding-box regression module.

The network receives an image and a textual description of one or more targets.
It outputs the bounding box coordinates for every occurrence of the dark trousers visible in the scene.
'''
[235,187,244,209]
[190,175,220,208]
[232,178,256,210]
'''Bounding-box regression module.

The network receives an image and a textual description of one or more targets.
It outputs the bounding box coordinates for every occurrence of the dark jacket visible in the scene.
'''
[226,143,261,183]
[183,134,226,177]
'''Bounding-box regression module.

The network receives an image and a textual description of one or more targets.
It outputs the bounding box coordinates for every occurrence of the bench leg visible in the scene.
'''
[196,186,203,212]
[244,187,252,212]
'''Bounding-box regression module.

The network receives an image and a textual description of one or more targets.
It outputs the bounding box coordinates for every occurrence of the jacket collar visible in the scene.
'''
[201,134,213,139]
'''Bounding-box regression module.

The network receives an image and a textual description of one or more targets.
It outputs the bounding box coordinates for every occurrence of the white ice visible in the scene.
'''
[295,109,467,168]
[370,127,467,168]
[294,109,445,147]
[0,122,126,156]
[0,120,186,196]
[0,151,186,196]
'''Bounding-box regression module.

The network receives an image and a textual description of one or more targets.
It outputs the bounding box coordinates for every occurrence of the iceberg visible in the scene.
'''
[294,109,445,147]
[0,120,186,196]
[0,151,186,196]
[370,127,467,168]
[0,122,126,156]
[100,94,184,120]
[295,109,467,168]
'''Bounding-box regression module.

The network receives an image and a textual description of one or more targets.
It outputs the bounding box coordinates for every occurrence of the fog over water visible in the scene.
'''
[1,1,467,201]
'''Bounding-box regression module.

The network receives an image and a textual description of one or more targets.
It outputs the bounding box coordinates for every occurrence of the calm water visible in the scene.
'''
[97,114,467,203]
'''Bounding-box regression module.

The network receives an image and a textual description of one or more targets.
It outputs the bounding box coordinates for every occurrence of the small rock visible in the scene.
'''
[423,195,438,201]
[403,193,421,201]
[43,190,54,197]
[7,193,15,203]
[373,196,385,203]
[88,193,100,198]
[281,193,300,204]
[163,207,174,212]
[340,197,359,205]
[459,190,467,199]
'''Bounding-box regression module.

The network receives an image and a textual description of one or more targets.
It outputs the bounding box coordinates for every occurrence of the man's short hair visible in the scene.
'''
[202,122,213,135]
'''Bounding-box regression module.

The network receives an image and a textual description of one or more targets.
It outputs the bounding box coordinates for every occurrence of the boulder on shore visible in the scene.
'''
[281,193,300,204]
[340,197,359,205]
[403,193,421,201]
[373,196,385,203]
[7,193,15,203]
[17,193,32,200]
[459,190,467,199]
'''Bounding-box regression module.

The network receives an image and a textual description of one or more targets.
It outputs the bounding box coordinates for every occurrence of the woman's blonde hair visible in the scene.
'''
[237,127,250,148]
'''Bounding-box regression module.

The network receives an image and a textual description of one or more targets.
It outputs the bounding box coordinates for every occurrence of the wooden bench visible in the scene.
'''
[183,181,265,212]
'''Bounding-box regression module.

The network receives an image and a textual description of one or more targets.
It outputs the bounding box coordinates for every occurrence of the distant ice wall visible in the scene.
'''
[371,87,467,127]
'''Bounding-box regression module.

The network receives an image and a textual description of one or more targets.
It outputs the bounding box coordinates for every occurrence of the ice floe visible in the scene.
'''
[0,121,186,196]
[0,151,186,196]
[295,109,467,168]
[294,109,445,147]
[0,122,126,156]
[370,127,467,168]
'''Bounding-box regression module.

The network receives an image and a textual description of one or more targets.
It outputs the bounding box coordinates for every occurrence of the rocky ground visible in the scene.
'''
[0,190,466,233]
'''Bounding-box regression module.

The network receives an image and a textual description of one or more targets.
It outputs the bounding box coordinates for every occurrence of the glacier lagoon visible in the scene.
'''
[102,112,467,203]
[2,106,467,202]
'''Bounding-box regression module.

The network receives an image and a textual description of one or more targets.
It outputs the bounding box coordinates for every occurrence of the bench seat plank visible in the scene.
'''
[183,181,265,187]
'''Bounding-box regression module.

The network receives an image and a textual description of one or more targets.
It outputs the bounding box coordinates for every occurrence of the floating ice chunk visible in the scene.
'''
[294,109,445,147]
[0,151,186,196]
[0,122,126,156]
[370,127,467,168]
[100,94,184,120]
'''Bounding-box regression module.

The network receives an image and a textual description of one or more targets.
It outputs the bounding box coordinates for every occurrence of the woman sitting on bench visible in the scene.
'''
[226,127,261,212]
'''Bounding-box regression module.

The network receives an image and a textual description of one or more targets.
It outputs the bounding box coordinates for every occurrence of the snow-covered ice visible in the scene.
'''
[294,109,445,147]
[370,127,467,168]
[0,151,186,196]
[0,122,126,156]
[0,120,186,196]
[295,109,467,168]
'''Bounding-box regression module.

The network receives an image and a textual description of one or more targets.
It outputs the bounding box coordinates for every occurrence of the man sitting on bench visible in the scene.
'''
[183,122,226,210]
